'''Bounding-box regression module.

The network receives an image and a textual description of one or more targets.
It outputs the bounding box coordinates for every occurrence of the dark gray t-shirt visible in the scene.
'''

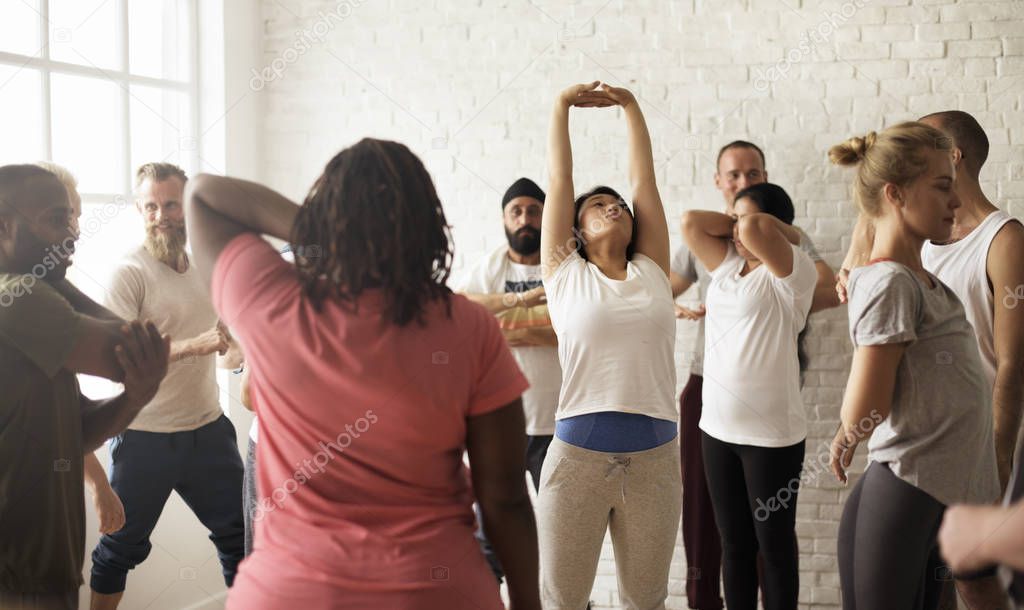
[847,262,999,506]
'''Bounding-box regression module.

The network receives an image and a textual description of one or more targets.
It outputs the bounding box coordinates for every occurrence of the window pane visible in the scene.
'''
[130,85,191,174]
[0,0,42,56]
[49,0,120,70]
[129,0,190,81]
[70,198,144,400]
[51,73,123,193]
[0,66,44,165]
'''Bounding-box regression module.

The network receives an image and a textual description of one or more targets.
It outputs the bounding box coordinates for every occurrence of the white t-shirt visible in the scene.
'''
[455,246,560,435]
[922,209,1018,391]
[699,243,816,447]
[249,417,258,443]
[544,251,677,422]
[672,226,822,376]
[105,247,222,432]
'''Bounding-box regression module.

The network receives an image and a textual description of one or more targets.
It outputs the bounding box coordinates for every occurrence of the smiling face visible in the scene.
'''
[577,192,634,253]
[716,147,767,211]
[888,148,958,243]
[136,176,187,265]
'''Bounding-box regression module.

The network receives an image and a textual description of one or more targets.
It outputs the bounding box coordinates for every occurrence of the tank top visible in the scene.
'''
[922,209,1019,390]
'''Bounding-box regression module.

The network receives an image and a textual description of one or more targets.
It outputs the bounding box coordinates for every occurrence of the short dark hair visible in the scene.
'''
[290,138,453,327]
[919,110,989,178]
[716,140,766,172]
[733,182,795,225]
[572,186,636,261]
[0,164,62,215]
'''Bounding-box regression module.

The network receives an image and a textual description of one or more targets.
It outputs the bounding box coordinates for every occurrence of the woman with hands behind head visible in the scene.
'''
[538,81,680,609]
[680,182,815,610]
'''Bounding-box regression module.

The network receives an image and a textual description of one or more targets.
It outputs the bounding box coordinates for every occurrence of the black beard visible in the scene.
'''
[505,226,540,256]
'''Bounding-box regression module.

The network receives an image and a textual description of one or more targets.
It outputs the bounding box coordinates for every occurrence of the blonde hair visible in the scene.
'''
[33,161,78,195]
[134,162,187,191]
[829,121,952,217]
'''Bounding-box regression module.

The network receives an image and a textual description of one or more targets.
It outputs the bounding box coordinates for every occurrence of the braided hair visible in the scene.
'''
[289,138,454,326]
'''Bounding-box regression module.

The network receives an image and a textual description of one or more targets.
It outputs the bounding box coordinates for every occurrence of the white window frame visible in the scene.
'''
[0,0,200,204]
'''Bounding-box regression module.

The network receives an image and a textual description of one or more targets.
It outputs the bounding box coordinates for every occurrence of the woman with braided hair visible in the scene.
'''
[829,123,999,609]
[183,139,540,609]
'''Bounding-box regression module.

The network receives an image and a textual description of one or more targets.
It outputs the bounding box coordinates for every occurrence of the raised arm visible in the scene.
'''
[830,343,903,483]
[541,85,584,279]
[600,84,670,274]
[736,213,801,278]
[184,174,300,291]
[679,210,733,273]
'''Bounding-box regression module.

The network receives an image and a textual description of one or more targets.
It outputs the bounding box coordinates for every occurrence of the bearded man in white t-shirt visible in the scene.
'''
[89,163,244,610]
[457,177,561,585]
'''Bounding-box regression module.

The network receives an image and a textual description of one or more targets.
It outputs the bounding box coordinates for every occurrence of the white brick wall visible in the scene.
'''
[251,1,1024,607]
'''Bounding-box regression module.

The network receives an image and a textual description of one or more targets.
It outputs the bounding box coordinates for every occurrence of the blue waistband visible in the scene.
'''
[555,411,678,453]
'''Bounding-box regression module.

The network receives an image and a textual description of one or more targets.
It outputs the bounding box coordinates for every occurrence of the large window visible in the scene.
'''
[0,0,197,297]
[1,0,198,396]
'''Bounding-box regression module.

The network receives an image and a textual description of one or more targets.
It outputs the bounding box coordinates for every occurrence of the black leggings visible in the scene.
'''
[838,461,947,610]
[701,432,805,610]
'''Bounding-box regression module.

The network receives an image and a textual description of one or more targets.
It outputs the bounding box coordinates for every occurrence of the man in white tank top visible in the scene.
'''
[840,110,1024,608]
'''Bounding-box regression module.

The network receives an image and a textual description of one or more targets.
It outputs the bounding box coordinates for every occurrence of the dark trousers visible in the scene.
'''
[475,433,553,584]
[702,431,805,610]
[90,414,245,594]
[679,374,724,609]
[838,461,947,610]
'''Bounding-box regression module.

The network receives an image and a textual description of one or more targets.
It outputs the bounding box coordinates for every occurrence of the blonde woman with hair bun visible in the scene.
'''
[828,122,1001,609]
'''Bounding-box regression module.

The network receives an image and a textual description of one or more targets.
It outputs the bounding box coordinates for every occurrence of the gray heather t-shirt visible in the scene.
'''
[847,262,999,506]
[672,225,821,376]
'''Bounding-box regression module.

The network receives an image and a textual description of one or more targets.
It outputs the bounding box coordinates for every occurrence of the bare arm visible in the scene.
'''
[185,174,299,292]
[541,84,595,280]
[461,287,546,315]
[84,451,125,534]
[83,452,112,495]
[837,214,876,304]
[80,321,170,452]
[614,86,670,274]
[504,326,558,348]
[466,400,540,610]
[736,213,800,278]
[942,501,1024,573]
[680,210,732,273]
[988,222,1024,491]
[810,261,841,313]
[670,273,693,299]
[830,343,904,483]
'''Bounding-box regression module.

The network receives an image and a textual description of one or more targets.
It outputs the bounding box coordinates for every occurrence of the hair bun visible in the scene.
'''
[828,131,877,166]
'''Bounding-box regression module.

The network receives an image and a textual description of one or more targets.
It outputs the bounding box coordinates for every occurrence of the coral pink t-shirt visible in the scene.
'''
[213,234,528,609]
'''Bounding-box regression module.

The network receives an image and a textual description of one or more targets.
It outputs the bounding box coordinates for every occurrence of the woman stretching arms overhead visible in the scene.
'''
[539,81,680,610]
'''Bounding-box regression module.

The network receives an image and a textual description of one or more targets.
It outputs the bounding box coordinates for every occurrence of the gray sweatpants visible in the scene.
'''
[538,437,682,610]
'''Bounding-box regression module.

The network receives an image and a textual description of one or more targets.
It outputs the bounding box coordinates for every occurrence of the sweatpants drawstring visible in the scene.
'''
[605,456,631,504]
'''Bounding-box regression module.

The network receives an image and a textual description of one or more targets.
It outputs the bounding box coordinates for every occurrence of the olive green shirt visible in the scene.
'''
[0,273,85,593]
